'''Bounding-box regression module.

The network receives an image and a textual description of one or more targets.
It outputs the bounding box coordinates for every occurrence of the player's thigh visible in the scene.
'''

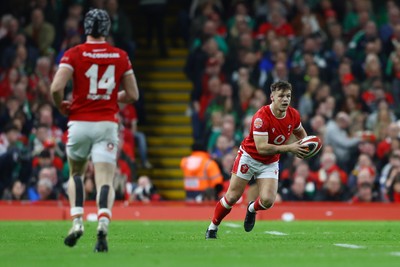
[256,178,278,203]
[67,157,88,177]
[91,121,119,165]
[93,162,116,188]
[225,173,249,202]
[254,161,279,202]
[66,121,92,174]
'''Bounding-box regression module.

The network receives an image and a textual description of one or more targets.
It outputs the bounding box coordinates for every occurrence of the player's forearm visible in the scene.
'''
[118,91,137,103]
[256,144,291,155]
[51,89,64,110]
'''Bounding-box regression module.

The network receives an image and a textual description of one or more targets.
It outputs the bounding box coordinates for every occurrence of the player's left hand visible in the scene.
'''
[60,100,71,116]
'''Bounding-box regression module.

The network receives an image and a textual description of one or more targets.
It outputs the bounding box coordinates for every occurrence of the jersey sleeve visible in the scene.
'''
[252,109,269,136]
[121,51,133,76]
[293,108,302,130]
[59,47,76,71]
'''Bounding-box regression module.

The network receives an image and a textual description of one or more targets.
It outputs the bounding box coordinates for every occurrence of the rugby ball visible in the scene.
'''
[299,135,322,159]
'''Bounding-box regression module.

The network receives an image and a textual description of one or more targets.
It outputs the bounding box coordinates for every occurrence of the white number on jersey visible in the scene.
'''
[85,64,116,95]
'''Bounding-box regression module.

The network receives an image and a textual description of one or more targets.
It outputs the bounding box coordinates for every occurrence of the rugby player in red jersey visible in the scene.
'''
[205,80,309,239]
[50,9,139,251]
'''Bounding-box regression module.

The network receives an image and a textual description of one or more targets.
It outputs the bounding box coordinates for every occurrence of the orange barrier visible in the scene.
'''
[0,201,399,221]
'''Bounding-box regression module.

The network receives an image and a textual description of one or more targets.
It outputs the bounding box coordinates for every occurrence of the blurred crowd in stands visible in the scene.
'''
[1,0,400,204]
[183,0,400,203]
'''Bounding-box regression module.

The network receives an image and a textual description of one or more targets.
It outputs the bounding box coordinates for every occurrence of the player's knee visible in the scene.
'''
[259,195,275,209]
[224,192,241,204]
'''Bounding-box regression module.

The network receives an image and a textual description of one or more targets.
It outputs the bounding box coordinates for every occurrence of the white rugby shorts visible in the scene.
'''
[66,121,119,164]
[232,148,279,180]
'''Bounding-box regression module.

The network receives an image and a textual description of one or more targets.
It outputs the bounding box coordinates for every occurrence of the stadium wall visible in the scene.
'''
[0,201,399,221]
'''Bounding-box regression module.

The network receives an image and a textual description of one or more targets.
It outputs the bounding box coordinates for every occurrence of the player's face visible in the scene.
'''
[271,89,291,112]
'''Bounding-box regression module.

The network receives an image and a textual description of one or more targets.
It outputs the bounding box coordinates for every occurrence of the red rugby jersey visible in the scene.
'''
[241,105,301,164]
[59,41,133,122]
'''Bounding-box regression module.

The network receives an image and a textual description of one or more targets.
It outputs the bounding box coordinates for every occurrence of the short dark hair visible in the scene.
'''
[270,80,292,92]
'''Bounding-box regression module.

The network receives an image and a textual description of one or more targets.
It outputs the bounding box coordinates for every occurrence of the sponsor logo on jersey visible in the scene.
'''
[240,164,249,174]
[82,51,120,58]
[254,118,263,129]
[87,94,111,100]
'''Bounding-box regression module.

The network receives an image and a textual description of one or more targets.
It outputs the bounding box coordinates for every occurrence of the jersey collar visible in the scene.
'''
[86,41,107,44]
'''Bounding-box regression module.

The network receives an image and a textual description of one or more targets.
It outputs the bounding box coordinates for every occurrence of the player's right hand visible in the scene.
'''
[290,140,309,159]
[60,100,71,116]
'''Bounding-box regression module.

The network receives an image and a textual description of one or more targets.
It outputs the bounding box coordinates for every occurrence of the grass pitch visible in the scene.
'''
[0,221,399,267]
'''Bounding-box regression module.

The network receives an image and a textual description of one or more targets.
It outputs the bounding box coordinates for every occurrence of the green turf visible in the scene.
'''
[0,221,399,267]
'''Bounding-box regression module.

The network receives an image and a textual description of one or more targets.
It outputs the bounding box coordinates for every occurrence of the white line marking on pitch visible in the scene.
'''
[224,223,241,228]
[264,231,288,236]
[334,243,366,249]
[389,252,400,256]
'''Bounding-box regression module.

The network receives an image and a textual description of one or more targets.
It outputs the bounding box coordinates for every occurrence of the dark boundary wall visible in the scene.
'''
[1,201,399,221]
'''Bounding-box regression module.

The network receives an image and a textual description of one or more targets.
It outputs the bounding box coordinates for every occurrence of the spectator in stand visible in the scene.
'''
[226,14,253,51]
[314,171,351,201]
[28,166,61,201]
[196,75,224,143]
[366,99,397,140]
[2,180,28,200]
[376,122,400,164]
[379,3,400,49]
[207,117,241,154]
[386,172,400,202]
[378,149,400,200]
[255,10,294,40]
[342,0,374,39]
[180,141,223,202]
[0,15,21,56]
[291,2,325,37]
[281,175,313,201]
[303,114,326,140]
[313,151,348,191]
[324,111,361,172]
[119,103,152,169]
[129,175,160,202]
[0,68,21,103]
[354,167,381,200]
[297,77,320,121]
[24,8,55,56]
[263,60,292,96]
[2,33,40,75]
[0,123,29,195]
[188,0,225,45]
[351,181,379,202]
[204,82,238,133]
[347,153,376,191]
[105,0,135,59]
[28,56,55,104]
[55,16,82,64]
[211,134,234,160]
[347,20,381,78]
[29,177,54,201]
[191,19,228,55]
